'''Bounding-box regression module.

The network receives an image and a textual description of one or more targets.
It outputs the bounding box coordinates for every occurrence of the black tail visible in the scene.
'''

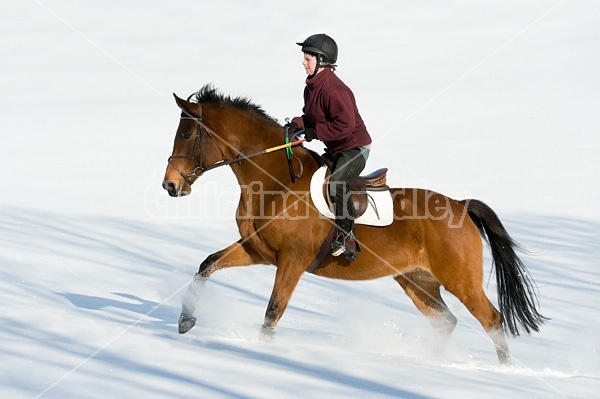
[462,199,547,336]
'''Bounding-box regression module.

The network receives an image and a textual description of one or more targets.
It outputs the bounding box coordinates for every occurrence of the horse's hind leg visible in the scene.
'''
[449,286,510,364]
[395,270,457,346]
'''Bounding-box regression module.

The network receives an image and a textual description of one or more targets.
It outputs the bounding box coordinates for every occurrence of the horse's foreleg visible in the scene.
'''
[178,240,265,334]
[261,264,304,338]
[178,273,206,334]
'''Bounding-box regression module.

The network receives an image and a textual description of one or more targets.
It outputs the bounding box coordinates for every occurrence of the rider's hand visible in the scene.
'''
[284,122,299,133]
[304,128,316,142]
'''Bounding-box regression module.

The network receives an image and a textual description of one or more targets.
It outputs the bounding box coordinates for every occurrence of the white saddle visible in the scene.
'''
[309,165,394,227]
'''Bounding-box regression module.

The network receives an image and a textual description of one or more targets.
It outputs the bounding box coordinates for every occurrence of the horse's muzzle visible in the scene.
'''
[162,179,189,197]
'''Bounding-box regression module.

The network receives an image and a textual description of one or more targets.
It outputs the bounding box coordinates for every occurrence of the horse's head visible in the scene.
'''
[163,85,294,197]
[162,93,224,197]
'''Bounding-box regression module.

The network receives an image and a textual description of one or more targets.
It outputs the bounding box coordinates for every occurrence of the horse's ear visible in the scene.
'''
[173,93,188,109]
[173,93,201,118]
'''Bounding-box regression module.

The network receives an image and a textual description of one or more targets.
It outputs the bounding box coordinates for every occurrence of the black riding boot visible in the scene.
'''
[331,200,361,261]
[329,148,366,261]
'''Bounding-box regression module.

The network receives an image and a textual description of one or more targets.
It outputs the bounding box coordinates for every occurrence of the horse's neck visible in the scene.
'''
[233,148,317,187]
[208,107,320,197]
[230,145,319,199]
[217,116,317,189]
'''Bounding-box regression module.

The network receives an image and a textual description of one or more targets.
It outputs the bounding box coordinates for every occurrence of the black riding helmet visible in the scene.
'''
[296,33,338,65]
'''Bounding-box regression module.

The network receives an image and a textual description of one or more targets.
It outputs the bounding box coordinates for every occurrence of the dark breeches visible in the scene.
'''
[329,147,367,234]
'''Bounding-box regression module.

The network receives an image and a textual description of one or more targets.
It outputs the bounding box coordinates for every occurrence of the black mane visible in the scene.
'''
[193,84,280,127]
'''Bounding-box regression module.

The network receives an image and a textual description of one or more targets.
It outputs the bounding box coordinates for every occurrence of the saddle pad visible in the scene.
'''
[309,165,394,227]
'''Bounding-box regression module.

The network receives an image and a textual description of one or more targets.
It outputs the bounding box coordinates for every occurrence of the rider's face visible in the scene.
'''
[302,53,317,75]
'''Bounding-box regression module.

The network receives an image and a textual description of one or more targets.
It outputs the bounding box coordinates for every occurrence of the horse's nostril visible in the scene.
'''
[162,180,176,192]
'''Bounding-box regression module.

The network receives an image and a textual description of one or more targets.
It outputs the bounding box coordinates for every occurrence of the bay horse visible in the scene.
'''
[162,85,546,364]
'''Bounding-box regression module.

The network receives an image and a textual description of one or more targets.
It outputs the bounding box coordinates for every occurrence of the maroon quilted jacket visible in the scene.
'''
[292,68,372,154]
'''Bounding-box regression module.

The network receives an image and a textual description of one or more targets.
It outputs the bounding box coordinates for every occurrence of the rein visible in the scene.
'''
[168,115,305,185]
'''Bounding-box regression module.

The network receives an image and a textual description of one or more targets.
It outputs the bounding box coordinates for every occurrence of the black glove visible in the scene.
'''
[284,122,299,134]
[304,128,316,142]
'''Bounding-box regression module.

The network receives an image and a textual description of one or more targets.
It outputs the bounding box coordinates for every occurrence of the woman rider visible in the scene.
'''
[286,33,372,261]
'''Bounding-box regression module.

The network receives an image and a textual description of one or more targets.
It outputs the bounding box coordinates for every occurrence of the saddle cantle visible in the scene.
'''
[310,165,394,227]
[355,168,388,190]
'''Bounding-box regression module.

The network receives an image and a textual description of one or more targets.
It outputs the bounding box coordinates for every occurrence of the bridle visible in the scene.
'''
[167,112,241,186]
[167,111,305,186]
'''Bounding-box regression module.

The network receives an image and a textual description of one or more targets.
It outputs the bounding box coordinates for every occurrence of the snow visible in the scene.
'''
[1,1,599,398]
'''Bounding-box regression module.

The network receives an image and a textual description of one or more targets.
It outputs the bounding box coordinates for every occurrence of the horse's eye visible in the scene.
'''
[183,132,192,140]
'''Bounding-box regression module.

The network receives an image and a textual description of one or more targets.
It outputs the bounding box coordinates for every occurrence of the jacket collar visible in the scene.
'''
[306,67,333,87]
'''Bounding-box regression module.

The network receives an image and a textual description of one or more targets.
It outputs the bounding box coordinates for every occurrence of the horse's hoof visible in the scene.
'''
[178,314,197,334]
[260,325,276,340]
[499,355,512,366]
[497,350,512,366]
